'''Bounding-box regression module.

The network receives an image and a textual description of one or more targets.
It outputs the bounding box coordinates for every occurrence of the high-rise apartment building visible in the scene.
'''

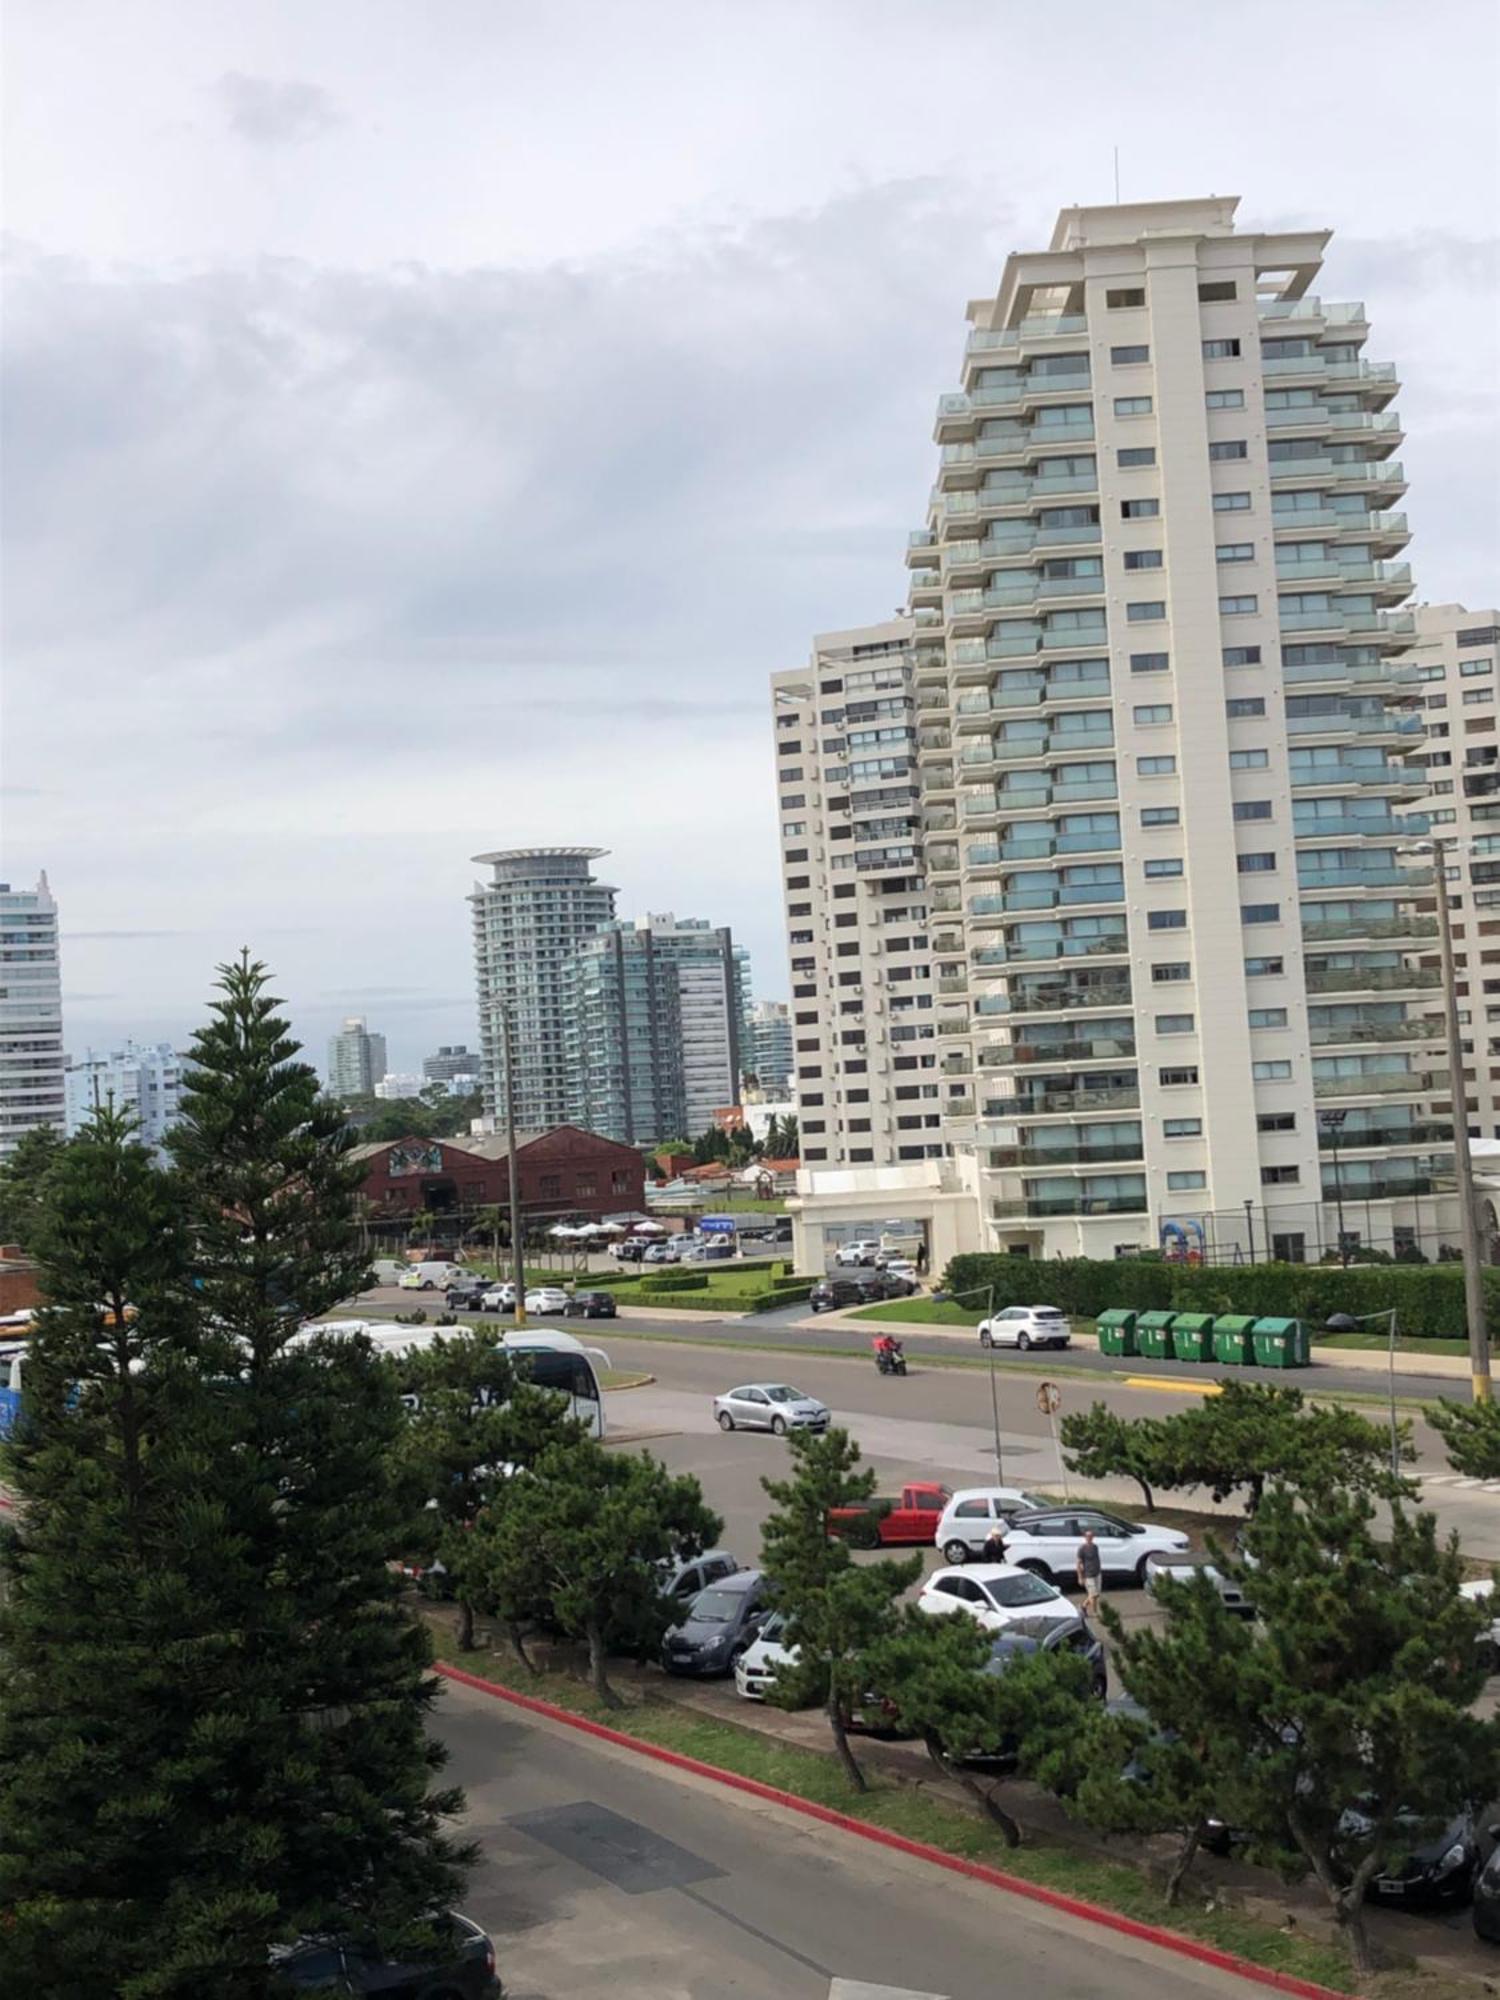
[771,619,943,1168]
[65,1040,184,1150]
[632,914,743,1135]
[326,1017,388,1099]
[563,924,687,1144]
[746,999,794,1093]
[910,196,1442,1260]
[1404,604,1500,1140]
[470,847,617,1131]
[422,1044,482,1088]
[0,873,64,1160]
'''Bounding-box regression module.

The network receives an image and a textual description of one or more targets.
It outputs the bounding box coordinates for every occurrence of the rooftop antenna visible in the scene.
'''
[1113,147,1121,203]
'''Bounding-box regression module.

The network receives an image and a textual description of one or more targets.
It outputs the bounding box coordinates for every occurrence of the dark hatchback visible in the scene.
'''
[275,1912,501,1995]
[661,1569,769,1677]
[810,1272,912,1313]
[445,1279,493,1312]
[563,1289,618,1319]
[1339,1807,1480,1910]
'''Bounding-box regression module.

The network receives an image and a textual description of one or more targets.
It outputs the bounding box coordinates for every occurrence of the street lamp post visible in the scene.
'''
[1243,1197,1255,1267]
[500,1003,527,1328]
[950,1282,1004,1480]
[1319,1109,1349,1266]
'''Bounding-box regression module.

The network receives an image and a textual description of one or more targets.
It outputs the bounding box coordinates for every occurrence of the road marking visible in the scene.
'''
[828,1984,951,1999]
[1123,1377,1223,1397]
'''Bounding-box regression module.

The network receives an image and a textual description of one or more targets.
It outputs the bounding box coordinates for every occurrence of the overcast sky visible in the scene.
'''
[4,0,1497,1071]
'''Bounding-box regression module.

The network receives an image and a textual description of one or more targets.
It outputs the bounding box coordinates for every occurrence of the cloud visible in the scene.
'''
[212,72,341,148]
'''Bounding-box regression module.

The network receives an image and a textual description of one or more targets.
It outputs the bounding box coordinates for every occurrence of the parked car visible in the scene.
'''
[273,1912,501,1996]
[1471,1825,1500,1939]
[523,1286,570,1314]
[861,1268,918,1300]
[835,1240,880,1267]
[810,1275,873,1313]
[713,1382,830,1435]
[610,1238,648,1263]
[1336,1804,1480,1909]
[917,1564,1070,1636]
[734,1609,799,1701]
[985,1614,1108,1700]
[643,1241,679,1264]
[934,1487,1056,1565]
[661,1548,741,1604]
[686,1240,736,1263]
[1462,1577,1500,1668]
[1144,1552,1254,1617]
[978,1304,1072,1351]
[398,1262,466,1292]
[879,1258,921,1288]
[661,1568,770,1676]
[563,1289,617,1320]
[1001,1507,1190,1587]
[827,1481,950,1548]
[480,1282,516,1312]
[445,1278,492,1311]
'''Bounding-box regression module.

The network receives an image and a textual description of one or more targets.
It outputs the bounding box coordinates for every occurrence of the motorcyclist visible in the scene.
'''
[872,1332,906,1374]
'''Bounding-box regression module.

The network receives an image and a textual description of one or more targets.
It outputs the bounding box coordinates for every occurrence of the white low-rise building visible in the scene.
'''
[65,1040,184,1150]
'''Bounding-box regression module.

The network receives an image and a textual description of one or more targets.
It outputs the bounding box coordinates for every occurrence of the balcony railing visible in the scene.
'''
[1003,1035,1136,1064]
[966,316,1089,352]
[1312,1068,1446,1097]
[1305,965,1440,993]
[988,1144,1145,1169]
[984,984,1133,1015]
[1307,1019,1441,1046]
[989,1085,1142,1117]
[1301,914,1439,942]
[1318,1121,1451,1149]
[991,1194,1149,1219]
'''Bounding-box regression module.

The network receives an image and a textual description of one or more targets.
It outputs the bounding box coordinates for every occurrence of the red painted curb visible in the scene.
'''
[435,1661,1345,2000]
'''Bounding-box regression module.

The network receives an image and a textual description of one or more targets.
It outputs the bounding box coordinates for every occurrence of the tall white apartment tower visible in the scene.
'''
[1404,604,1500,1140]
[0,873,64,1160]
[914,198,1441,1262]
[325,1017,388,1099]
[771,619,944,1168]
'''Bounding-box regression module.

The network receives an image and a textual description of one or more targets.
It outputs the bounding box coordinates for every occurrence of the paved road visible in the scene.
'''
[439,1674,1270,2000]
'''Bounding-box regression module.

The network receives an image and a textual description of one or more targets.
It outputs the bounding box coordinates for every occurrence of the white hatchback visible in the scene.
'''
[934,1487,1055,1566]
[978,1304,1071,1350]
[523,1286,571,1314]
[734,1610,799,1700]
[916,1563,1070,1635]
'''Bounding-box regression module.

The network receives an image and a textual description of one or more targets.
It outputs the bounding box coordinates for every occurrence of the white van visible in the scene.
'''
[397,1261,465,1291]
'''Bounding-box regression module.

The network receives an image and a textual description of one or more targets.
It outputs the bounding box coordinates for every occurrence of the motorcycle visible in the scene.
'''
[873,1337,908,1378]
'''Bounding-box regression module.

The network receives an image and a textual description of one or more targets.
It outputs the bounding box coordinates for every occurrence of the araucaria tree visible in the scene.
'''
[759,1428,919,1791]
[1429,1395,1500,1479]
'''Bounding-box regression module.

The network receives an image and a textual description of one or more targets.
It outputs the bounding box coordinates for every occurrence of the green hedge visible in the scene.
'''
[940,1253,1499,1341]
[637,1271,710,1294]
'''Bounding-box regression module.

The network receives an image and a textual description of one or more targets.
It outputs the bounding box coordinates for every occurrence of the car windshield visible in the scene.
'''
[984,1573,1059,1608]
[764,1386,804,1404]
[690,1587,745,1624]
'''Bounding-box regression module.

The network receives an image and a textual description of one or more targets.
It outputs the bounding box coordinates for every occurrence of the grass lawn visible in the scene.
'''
[598,1369,654,1391]
[427,1627,1358,1995]
[1316,1332,1469,1358]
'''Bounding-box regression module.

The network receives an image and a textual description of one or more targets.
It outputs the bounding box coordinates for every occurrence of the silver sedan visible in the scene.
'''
[713,1382,830,1436]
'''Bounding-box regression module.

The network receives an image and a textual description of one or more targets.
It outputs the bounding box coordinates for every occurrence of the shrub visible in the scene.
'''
[637,1271,710,1294]
[940,1253,1495,1341]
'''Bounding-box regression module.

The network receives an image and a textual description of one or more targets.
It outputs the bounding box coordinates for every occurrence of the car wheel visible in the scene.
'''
[1018,1559,1053,1582]
[771,1415,788,1437]
[1017,1331,1031,1350]
[943,1540,969,1566]
[717,1411,735,1431]
[1135,1556,1153,1588]
[979,1326,992,1348]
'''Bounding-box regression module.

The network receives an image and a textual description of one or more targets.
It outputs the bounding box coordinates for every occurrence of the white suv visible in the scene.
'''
[835,1240,880,1267]
[978,1304,1071,1351]
[934,1487,1054,1565]
[1002,1507,1190,1588]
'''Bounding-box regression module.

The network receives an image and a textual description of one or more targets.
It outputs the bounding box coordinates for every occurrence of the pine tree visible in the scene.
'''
[0,1119,66,1249]
[1429,1395,1500,1478]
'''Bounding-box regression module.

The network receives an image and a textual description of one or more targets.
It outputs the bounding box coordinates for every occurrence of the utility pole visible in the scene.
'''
[1430,844,1489,1400]
[502,1003,526,1328]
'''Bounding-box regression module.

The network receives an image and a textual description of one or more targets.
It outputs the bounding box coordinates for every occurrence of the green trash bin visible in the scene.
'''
[1251,1315,1309,1368]
[1170,1312,1217,1363]
[1212,1314,1258,1366]
[1135,1310,1176,1360]
[1097,1308,1138,1357]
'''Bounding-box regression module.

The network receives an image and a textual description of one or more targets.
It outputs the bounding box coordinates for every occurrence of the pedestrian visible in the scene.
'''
[916,1243,929,1276]
[1076,1528,1102,1615]
[980,1523,1008,1565]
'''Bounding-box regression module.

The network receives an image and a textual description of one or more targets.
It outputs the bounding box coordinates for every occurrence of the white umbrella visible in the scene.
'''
[633,1220,667,1235]
[549,1223,581,1239]
[596,1220,627,1235]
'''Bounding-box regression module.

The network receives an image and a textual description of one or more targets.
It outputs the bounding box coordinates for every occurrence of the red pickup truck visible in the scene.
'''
[826,1481,951,1549]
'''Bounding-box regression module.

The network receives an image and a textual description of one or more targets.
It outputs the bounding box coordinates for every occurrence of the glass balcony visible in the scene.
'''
[999,934,1129,962]
[1289,763,1418,791]
[986,984,1133,1016]
[1305,964,1440,993]
[1317,1120,1451,1149]
[965,317,1089,354]
[983,1084,1142,1121]
[1259,298,1368,324]
[1270,459,1406,490]
[1285,711,1422,740]
[991,1193,1150,1219]
[1262,357,1398,386]
[988,1142,1145,1169]
[1312,1068,1445,1097]
[1265,408,1401,435]
[1005,1034,1136,1063]
[1301,914,1438,943]
[1282,657,1420,688]
[1308,1017,1440,1046]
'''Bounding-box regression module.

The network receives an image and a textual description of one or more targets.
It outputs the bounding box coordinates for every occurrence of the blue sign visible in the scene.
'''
[698,1215,737,1236]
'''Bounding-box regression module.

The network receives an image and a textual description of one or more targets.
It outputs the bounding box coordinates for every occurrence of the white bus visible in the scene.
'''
[308,1321,612,1440]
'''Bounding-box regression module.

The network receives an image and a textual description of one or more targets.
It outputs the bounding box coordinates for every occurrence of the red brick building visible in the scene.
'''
[350,1126,645,1224]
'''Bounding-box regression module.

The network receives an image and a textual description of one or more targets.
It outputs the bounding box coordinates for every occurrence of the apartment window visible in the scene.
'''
[1213,491,1252,512]
[1245,955,1284,976]
[1253,1059,1293,1081]
[1107,287,1146,309]
[1230,748,1269,768]
[1130,651,1169,673]
[1209,439,1249,460]
[1206,388,1246,409]
[1164,1117,1202,1137]
[1203,337,1241,358]
[1262,1164,1301,1186]
[1168,1169,1208,1191]
[1111,343,1149,363]
[1127,601,1166,623]
[1249,1007,1289,1028]
[1144,857,1184,878]
[1242,903,1281,924]
[1138,754,1177,776]
[1220,594,1258,615]
[1461,658,1495,677]
[1121,497,1160,519]
[1216,542,1254,563]
[1238,852,1276,873]
[1257,1110,1296,1132]
[1141,805,1180,826]
[1224,645,1262,666]
[1234,800,1273,821]
[1115,395,1153,417]
[1117,446,1157,468]
[1159,1065,1200,1085]
[1156,1013,1194,1035]
[1199,280,1237,302]
[1148,909,1187,930]
[1134,704,1172,726]
[1226,697,1267,719]
[1124,549,1163,571]
[1464,688,1495,705]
